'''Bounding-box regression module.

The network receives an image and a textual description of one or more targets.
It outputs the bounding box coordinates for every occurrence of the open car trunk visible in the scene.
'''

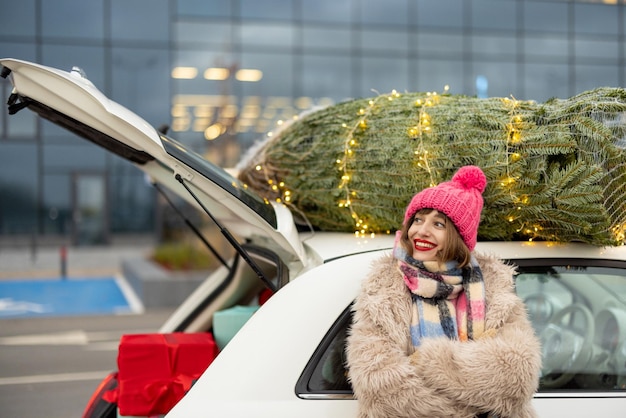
[0,57,310,418]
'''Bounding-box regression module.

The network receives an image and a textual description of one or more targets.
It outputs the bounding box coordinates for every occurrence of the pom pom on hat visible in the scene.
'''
[403,165,487,251]
[453,165,487,194]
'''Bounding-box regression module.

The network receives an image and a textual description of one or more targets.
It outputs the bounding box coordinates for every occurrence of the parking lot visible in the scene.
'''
[0,308,173,417]
[0,241,173,417]
[0,242,152,318]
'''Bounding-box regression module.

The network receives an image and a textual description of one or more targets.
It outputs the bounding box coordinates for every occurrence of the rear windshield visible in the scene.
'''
[160,134,277,229]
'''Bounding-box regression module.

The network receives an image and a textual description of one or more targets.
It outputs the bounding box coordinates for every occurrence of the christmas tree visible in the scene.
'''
[237,88,626,246]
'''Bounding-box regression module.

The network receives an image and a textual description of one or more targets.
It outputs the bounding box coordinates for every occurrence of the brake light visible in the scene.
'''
[81,371,118,418]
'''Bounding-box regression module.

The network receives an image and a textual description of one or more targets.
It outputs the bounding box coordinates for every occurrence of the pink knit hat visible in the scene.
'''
[403,165,487,251]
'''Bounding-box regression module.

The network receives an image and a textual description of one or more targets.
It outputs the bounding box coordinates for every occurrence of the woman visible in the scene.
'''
[346,165,541,418]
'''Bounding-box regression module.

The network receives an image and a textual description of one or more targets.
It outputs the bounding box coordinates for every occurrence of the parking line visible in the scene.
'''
[0,371,111,385]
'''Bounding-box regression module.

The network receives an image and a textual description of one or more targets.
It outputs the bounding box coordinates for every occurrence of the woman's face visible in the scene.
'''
[407,210,448,262]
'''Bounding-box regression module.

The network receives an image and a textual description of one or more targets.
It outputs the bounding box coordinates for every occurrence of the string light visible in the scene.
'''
[612,223,626,243]
[408,89,446,188]
[502,96,532,240]
[242,119,297,207]
[336,91,403,237]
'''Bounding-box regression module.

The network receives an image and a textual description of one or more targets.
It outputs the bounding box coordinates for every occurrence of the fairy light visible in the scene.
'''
[612,223,626,244]
[337,91,401,237]
[408,89,446,188]
[502,96,532,239]
[244,118,297,207]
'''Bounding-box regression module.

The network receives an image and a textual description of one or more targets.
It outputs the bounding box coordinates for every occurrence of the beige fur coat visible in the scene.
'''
[346,252,542,418]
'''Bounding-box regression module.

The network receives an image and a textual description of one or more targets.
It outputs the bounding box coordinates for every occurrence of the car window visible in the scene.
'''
[515,262,626,391]
[296,305,353,399]
[297,260,626,398]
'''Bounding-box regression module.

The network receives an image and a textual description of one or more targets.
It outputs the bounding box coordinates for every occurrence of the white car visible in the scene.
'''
[2,58,626,418]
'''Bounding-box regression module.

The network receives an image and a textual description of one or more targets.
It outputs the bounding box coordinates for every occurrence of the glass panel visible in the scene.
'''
[74,173,107,245]
[240,0,293,20]
[110,0,169,42]
[42,174,71,236]
[417,32,464,55]
[42,0,104,39]
[0,81,4,136]
[0,42,37,62]
[574,3,618,36]
[414,59,464,95]
[109,160,155,233]
[472,0,517,31]
[0,0,36,38]
[302,26,351,51]
[472,34,516,56]
[43,144,106,171]
[174,21,233,47]
[240,23,294,48]
[416,0,464,29]
[3,65,37,137]
[176,0,232,17]
[110,48,170,126]
[0,142,38,235]
[360,0,409,26]
[360,56,408,97]
[575,64,619,94]
[361,29,409,53]
[7,110,37,138]
[524,36,569,60]
[515,265,626,391]
[0,41,37,63]
[472,60,518,99]
[524,62,569,102]
[173,48,236,92]
[523,1,568,34]
[301,0,353,24]
[239,52,293,98]
[306,307,353,392]
[575,39,620,63]
[1,40,38,138]
[302,54,351,101]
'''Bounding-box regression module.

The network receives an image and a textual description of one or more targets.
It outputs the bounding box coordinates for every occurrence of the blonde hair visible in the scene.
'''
[400,208,472,267]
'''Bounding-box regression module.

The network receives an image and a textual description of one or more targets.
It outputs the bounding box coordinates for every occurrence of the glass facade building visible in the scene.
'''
[0,0,624,246]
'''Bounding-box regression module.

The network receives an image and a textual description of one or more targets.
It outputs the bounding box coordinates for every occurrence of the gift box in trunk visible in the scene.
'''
[115,332,219,416]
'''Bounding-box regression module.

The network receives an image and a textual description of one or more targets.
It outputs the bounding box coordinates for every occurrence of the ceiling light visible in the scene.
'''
[235,69,263,82]
[171,67,198,79]
[204,67,230,80]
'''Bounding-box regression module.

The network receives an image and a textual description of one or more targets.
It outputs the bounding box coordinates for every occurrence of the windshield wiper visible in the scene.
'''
[174,173,276,292]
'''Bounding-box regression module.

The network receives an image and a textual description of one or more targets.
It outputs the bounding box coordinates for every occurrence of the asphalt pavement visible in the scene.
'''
[0,239,177,417]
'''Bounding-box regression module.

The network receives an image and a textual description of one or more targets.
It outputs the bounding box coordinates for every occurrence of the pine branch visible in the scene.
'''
[238,88,626,246]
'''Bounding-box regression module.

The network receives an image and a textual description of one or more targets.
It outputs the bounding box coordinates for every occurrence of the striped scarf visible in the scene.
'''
[393,241,486,347]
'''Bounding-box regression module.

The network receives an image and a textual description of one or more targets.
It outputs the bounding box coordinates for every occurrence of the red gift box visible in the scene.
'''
[109,332,219,416]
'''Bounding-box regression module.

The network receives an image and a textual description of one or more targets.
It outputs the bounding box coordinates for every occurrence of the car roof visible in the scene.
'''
[476,240,626,262]
[302,232,626,263]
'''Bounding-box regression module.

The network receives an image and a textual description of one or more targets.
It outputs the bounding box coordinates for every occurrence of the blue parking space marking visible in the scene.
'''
[0,277,134,318]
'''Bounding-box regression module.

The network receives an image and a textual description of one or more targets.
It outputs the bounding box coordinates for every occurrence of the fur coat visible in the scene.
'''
[346,252,542,418]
